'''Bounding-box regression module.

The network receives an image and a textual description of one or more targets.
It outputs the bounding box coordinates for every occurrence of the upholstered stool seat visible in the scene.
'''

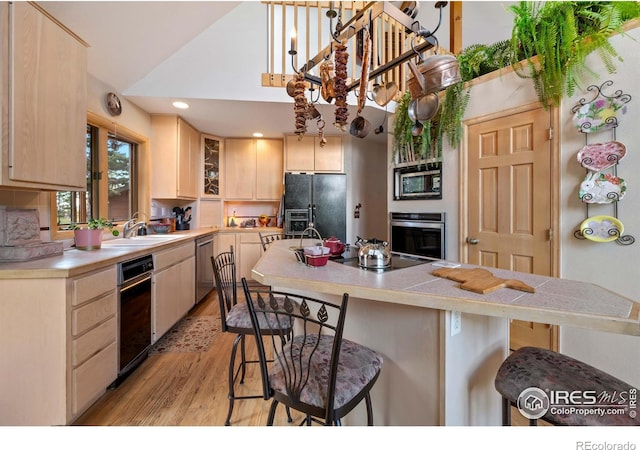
[495,346,639,426]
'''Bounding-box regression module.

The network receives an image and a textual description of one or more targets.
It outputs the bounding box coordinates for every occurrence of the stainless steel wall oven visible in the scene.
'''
[284,208,310,237]
[389,212,446,260]
[117,254,153,383]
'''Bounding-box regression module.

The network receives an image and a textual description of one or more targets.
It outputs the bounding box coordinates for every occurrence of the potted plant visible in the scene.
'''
[71,218,119,250]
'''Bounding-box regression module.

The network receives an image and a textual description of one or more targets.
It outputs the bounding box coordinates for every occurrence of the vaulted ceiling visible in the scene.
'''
[38,1,514,140]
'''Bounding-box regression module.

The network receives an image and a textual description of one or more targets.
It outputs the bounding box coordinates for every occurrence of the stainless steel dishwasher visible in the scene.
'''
[195,234,215,303]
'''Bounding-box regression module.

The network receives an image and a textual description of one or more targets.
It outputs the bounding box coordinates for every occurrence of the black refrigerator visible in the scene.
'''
[284,173,347,243]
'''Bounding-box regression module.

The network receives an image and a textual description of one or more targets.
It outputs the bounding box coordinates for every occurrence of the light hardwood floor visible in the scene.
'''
[75,290,545,427]
[74,291,306,426]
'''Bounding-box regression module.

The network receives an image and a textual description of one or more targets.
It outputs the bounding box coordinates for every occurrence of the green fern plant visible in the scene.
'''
[392,90,431,164]
[509,1,640,107]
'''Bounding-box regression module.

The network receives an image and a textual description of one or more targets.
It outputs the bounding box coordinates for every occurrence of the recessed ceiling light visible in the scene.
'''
[253,132,264,137]
[172,101,189,109]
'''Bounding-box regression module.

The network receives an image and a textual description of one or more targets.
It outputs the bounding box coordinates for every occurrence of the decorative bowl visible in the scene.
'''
[149,223,171,234]
[577,141,626,171]
[580,215,623,243]
[258,215,270,227]
[305,254,329,267]
[573,97,628,133]
[578,172,626,204]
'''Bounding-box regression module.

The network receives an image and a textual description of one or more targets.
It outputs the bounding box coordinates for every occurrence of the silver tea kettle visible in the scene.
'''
[355,237,392,269]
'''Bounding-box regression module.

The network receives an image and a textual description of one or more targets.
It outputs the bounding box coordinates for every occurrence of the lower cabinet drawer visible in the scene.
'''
[72,291,117,336]
[72,341,117,417]
[239,232,261,244]
[72,316,117,367]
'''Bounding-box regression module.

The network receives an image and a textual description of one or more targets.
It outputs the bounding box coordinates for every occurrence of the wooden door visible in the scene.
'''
[466,106,557,351]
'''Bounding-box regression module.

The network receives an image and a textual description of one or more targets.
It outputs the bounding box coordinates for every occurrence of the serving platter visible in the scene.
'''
[578,172,627,204]
[573,96,627,133]
[577,141,626,171]
[579,215,624,243]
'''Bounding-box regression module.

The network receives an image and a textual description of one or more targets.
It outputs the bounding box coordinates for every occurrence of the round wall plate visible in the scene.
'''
[106,92,122,116]
[580,215,623,243]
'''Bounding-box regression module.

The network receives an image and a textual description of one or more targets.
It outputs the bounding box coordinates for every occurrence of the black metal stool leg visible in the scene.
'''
[239,334,247,384]
[225,333,243,426]
[267,399,279,426]
[502,397,512,426]
[365,392,374,425]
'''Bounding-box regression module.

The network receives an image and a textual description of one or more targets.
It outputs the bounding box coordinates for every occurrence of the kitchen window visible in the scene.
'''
[50,114,145,240]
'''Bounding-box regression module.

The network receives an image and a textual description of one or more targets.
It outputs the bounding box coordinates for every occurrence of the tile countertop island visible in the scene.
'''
[251,239,640,426]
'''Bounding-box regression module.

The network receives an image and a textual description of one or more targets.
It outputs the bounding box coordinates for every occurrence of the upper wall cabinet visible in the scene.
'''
[151,115,200,200]
[225,138,283,201]
[285,135,343,173]
[0,2,87,190]
[202,134,222,198]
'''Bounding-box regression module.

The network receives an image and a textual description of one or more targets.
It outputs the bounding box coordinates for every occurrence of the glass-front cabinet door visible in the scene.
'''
[202,134,222,197]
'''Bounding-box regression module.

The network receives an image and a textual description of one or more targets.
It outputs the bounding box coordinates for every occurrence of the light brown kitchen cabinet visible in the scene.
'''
[0,265,117,425]
[0,2,87,190]
[151,115,200,199]
[285,135,343,173]
[213,231,263,282]
[152,242,196,342]
[214,231,238,281]
[70,267,118,418]
[238,232,262,281]
[225,138,283,200]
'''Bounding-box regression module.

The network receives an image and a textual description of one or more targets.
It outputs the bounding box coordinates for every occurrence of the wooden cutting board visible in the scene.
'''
[431,267,536,294]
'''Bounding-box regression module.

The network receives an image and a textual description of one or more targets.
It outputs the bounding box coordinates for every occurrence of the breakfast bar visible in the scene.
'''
[251,239,640,425]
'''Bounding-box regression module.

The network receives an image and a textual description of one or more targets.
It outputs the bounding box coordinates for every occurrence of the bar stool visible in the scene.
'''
[259,232,287,252]
[211,246,293,425]
[495,346,639,426]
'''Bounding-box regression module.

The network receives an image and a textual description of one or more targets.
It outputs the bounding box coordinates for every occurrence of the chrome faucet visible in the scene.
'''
[123,212,147,238]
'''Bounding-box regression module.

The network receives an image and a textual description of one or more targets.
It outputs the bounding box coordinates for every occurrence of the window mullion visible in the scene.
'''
[97,126,110,220]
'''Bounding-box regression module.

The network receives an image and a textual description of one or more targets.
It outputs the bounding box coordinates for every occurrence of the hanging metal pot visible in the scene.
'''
[408,93,439,123]
[372,80,398,107]
[349,115,371,138]
[418,54,461,94]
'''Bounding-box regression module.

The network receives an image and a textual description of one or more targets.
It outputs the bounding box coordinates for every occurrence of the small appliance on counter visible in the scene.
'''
[0,207,63,261]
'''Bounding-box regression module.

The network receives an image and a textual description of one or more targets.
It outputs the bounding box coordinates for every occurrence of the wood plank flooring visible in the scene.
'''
[74,291,305,426]
[75,290,546,427]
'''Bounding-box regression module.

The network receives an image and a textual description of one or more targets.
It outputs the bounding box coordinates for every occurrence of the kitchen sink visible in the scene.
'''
[101,235,184,246]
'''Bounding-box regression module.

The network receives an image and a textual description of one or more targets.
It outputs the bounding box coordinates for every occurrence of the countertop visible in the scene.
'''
[0,228,219,279]
[0,226,285,279]
[252,239,640,336]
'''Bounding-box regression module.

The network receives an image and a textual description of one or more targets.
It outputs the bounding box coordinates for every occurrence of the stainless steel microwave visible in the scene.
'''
[393,163,442,200]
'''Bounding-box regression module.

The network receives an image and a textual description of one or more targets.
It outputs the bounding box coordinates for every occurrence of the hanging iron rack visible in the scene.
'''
[295,1,446,93]
[571,80,634,246]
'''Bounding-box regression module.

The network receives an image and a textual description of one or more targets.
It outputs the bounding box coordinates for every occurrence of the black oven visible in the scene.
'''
[116,254,153,383]
[389,212,446,260]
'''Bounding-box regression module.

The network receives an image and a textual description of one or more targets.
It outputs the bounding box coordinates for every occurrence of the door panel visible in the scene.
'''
[466,106,556,351]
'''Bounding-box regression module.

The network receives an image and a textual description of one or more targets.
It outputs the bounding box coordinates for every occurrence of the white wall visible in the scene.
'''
[88,75,152,137]
[395,24,640,387]
[558,27,640,387]
[346,134,388,244]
